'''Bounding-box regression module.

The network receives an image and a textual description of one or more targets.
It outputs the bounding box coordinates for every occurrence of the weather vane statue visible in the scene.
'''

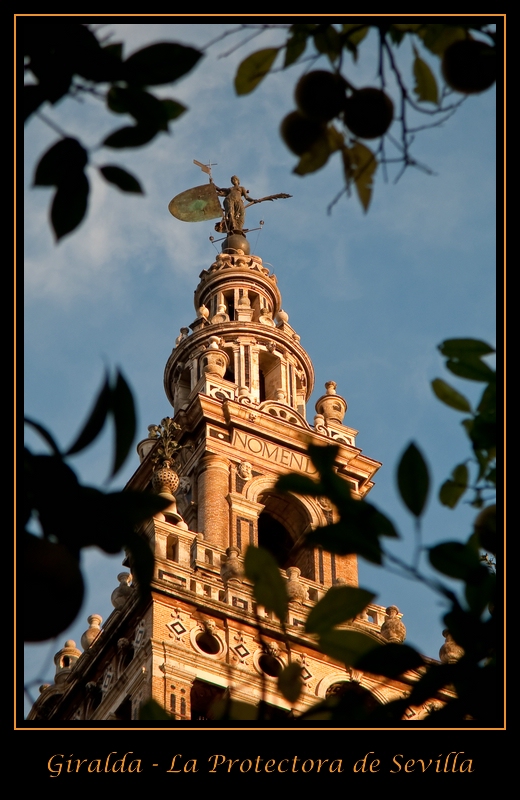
[168,160,292,236]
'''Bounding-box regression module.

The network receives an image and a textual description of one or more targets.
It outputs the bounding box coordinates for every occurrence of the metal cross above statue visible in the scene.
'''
[168,160,291,234]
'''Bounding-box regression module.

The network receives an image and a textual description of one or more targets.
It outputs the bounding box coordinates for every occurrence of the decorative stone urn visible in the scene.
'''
[286,566,307,604]
[439,629,464,663]
[221,546,243,585]
[200,337,229,378]
[81,614,103,649]
[315,381,347,425]
[380,605,406,643]
[110,573,133,610]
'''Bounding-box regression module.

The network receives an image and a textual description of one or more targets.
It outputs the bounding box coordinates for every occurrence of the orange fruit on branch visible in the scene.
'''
[441,39,496,94]
[295,70,346,122]
[343,87,394,140]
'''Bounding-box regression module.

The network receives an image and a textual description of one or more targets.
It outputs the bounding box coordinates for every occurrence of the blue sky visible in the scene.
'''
[23,20,498,718]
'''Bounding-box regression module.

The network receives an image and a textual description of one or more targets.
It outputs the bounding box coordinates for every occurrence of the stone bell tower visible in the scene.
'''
[29,178,437,723]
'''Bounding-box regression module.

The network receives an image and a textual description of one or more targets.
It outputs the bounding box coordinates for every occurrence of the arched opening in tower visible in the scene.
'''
[257,494,315,580]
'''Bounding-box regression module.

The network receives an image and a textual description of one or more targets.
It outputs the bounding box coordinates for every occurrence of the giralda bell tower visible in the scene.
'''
[28,168,421,723]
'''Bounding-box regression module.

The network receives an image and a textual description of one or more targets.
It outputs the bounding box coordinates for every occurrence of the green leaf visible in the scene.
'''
[429,541,482,581]
[33,137,88,187]
[348,142,377,212]
[446,357,496,382]
[106,87,170,130]
[103,123,160,149]
[397,442,430,517]
[275,473,322,496]
[24,83,45,122]
[234,48,279,95]
[356,643,425,678]
[313,25,342,61]
[431,378,472,412]
[99,165,143,194]
[418,24,467,56]
[51,173,89,241]
[124,529,155,600]
[293,135,331,175]
[438,338,495,358]
[319,629,380,666]
[110,369,137,478]
[124,42,203,87]
[161,99,187,121]
[439,462,469,508]
[139,699,172,720]
[284,32,308,67]
[477,381,496,416]
[244,545,288,622]
[278,663,303,703]
[305,585,375,634]
[210,698,258,720]
[65,372,111,456]
[413,49,439,103]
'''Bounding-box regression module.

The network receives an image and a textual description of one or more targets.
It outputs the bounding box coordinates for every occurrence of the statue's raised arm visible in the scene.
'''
[168,163,291,234]
[212,175,291,234]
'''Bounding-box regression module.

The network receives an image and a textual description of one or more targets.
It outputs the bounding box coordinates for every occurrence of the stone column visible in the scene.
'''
[196,454,231,549]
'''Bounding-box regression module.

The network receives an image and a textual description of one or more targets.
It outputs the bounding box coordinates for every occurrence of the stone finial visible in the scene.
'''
[200,339,229,378]
[175,327,190,347]
[439,629,465,663]
[111,573,133,610]
[380,606,406,643]
[286,566,307,603]
[221,546,243,585]
[80,613,103,649]
[275,309,289,324]
[197,304,209,319]
[54,640,81,684]
[315,382,347,425]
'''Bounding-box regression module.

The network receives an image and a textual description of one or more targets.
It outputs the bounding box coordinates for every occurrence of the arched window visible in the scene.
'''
[258,493,315,580]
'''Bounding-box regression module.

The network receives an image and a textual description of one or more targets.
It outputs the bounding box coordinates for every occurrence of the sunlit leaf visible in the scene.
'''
[293,133,331,175]
[244,545,288,622]
[305,585,375,634]
[413,49,439,103]
[356,643,425,678]
[439,462,469,508]
[397,442,430,517]
[124,42,203,87]
[419,24,467,56]
[349,142,377,212]
[278,663,303,703]
[99,165,143,194]
[431,378,472,412]
[319,629,380,666]
[234,48,279,95]
[51,173,89,241]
